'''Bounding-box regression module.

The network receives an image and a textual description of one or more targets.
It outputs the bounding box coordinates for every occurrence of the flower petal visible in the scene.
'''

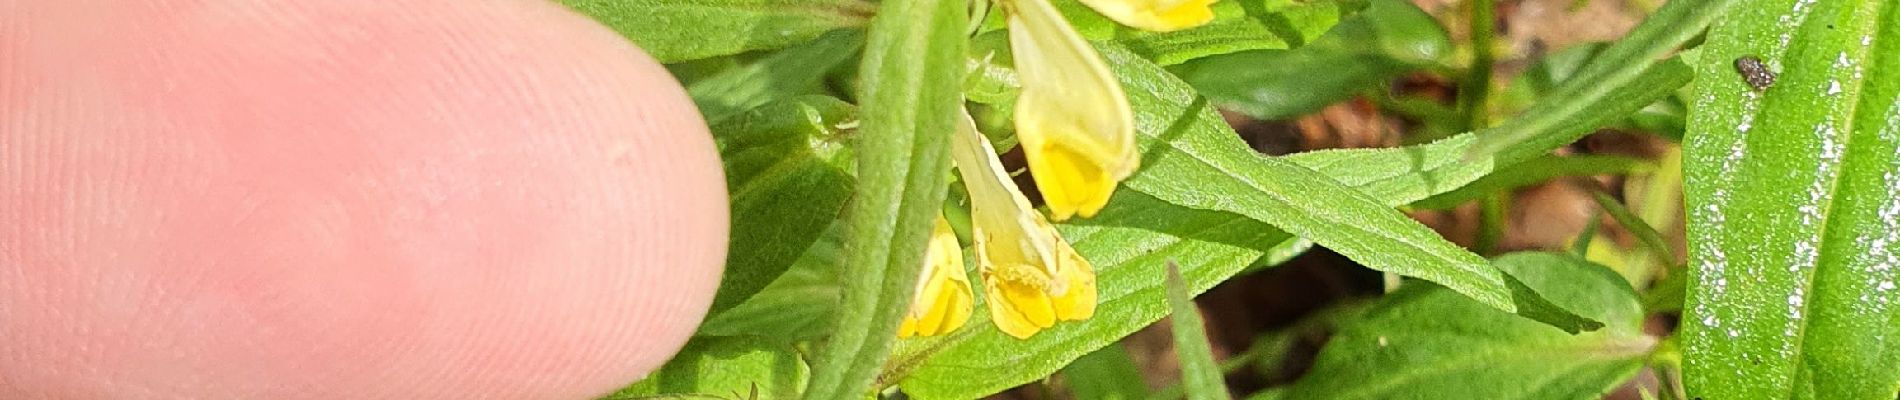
[899,216,974,338]
[1007,0,1139,221]
[1076,0,1217,32]
[951,108,1102,340]
[1049,239,1098,321]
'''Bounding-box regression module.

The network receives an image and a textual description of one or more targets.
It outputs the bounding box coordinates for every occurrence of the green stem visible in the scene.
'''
[1459,0,1498,131]
[1476,192,1508,255]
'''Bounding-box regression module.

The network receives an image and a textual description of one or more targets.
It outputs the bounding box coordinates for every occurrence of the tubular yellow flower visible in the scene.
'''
[950,109,1098,340]
[1006,0,1140,221]
[1076,0,1217,32]
[898,216,975,338]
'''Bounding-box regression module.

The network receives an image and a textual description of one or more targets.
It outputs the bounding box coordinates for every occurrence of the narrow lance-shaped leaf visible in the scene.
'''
[687,32,864,123]
[1166,262,1233,400]
[1096,43,1600,331]
[1410,155,1654,210]
[604,336,810,399]
[1014,0,1358,65]
[1681,0,1900,397]
[1284,253,1654,400]
[1281,59,1692,207]
[1060,345,1149,400]
[561,0,873,63]
[705,96,857,314]
[1173,0,1451,121]
[799,0,965,396]
[892,40,1630,399]
[1463,0,1742,159]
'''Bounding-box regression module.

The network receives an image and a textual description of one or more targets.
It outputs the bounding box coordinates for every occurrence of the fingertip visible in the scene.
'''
[2,0,726,398]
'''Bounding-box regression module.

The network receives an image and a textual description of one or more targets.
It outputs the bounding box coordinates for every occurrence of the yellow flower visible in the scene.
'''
[951,109,1098,339]
[1006,0,1141,221]
[1077,0,1218,32]
[898,216,976,338]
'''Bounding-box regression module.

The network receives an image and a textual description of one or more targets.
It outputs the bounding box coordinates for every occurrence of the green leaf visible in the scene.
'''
[1410,155,1654,210]
[1113,0,1360,66]
[699,223,846,340]
[1020,0,1359,65]
[561,0,872,63]
[1498,42,1693,142]
[892,41,1620,399]
[1284,253,1655,400]
[707,96,856,315]
[893,192,1301,399]
[1679,0,1900,396]
[798,0,964,396]
[1281,59,1693,207]
[1583,186,1677,267]
[1464,0,1743,159]
[1099,43,1599,330]
[1173,0,1450,120]
[687,32,864,123]
[604,336,809,399]
[962,0,1365,106]
[1167,262,1234,400]
[1061,345,1149,400]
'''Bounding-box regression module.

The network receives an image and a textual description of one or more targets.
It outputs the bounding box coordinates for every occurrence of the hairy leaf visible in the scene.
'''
[799,0,964,396]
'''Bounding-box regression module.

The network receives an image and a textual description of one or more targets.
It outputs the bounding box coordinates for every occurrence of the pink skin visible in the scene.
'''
[1,1,727,398]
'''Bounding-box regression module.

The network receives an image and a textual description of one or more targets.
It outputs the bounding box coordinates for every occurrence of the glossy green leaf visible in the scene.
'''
[687,32,863,123]
[1410,155,1654,210]
[1167,263,1234,400]
[605,336,808,399]
[799,0,963,396]
[561,0,871,63]
[1464,0,1742,159]
[1284,253,1654,400]
[1174,0,1449,120]
[706,97,856,315]
[1679,0,1900,396]
[1061,344,1149,400]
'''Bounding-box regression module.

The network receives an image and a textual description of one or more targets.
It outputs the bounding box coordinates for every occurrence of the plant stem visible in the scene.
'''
[1462,0,1505,256]
[1458,0,1498,131]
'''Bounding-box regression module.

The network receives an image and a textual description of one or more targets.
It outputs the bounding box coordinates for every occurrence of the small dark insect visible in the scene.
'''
[1735,56,1776,91]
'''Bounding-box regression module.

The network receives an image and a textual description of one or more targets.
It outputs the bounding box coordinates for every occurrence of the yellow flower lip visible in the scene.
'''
[1077,0,1218,32]
[950,109,1099,340]
[1006,0,1141,221]
[899,216,975,338]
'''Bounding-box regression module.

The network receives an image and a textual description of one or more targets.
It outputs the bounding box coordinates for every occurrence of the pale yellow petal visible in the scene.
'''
[940,282,974,335]
[899,318,920,338]
[1049,239,1098,321]
[1007,0,1139,221]
[1076,0,1217,32]
[951,107,1102,340]
[900,216,974,338]
[1026,140,1119,220]
[985,272,1058,339]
